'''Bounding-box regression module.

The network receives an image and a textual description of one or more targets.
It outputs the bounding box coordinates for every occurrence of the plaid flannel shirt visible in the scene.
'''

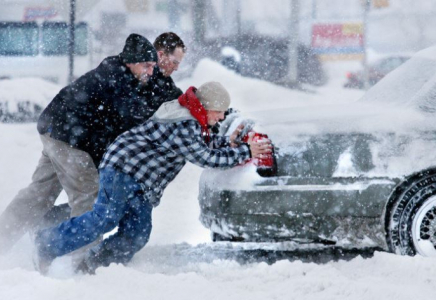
[100,119,251,206]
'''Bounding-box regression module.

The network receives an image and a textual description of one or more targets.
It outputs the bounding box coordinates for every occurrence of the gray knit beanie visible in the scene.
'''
[196,82,231,111]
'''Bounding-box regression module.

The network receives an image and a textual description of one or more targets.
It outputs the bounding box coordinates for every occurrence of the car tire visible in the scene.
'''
[386,169,436,256]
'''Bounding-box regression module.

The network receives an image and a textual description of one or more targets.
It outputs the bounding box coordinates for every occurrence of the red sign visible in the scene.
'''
[24,7,58,22]
[312,23,364,55]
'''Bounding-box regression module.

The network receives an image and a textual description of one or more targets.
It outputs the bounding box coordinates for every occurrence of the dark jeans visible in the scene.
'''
[36,167,153,269]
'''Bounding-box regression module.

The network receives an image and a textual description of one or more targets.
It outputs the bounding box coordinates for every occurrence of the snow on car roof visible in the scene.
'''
[359,45,436,111]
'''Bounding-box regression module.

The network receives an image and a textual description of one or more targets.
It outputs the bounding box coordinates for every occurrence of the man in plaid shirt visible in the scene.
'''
[35,82,272,274]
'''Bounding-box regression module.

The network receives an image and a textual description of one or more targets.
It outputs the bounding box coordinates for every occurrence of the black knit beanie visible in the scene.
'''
[120,34,158,63]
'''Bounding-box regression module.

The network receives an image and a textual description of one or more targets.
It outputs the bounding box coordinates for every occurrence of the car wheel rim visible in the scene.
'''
[412,196,436,256]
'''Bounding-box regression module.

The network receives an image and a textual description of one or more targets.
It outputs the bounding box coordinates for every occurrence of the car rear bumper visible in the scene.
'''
[199,176,399,248]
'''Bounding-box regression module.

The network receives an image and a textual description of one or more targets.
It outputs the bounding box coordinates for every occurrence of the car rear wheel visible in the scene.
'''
[386,170,436,256]
[411,195,436,256]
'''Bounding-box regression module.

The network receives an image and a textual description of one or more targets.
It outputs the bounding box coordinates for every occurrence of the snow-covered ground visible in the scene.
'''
[1,60,435,300]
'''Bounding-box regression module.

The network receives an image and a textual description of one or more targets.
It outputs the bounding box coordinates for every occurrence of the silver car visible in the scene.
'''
[199,45,436,257]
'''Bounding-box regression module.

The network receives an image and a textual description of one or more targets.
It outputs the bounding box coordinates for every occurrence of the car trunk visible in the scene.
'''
[199,132,406,246]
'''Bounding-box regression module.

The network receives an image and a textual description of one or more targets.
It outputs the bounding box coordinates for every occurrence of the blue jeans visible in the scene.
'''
[36,168,153,268]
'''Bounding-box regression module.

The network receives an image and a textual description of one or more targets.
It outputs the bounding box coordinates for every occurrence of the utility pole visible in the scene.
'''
[312,0,317,20]
[192,0,206,46]
[288,0,300,87]
[168,0,181,31]
[222,0,240,36]
[68,0,76,84]
[236,0,241,36]
[236,0,241,50]
[362,0,370,90]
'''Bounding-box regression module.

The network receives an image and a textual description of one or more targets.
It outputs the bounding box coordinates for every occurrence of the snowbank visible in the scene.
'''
[0,78,61,114]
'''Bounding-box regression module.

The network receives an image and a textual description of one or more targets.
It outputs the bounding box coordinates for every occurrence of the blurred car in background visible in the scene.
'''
[198,34,326,87]
[199,45,436,257]
[344,55,410,89]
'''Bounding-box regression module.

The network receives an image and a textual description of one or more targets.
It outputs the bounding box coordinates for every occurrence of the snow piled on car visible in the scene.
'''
[191,48,436,179]
[359,45,436,113]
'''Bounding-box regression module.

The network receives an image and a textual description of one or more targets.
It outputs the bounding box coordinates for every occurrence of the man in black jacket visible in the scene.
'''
[0,33,184,254]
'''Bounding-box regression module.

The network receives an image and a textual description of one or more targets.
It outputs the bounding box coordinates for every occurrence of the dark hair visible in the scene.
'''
[153,32,186,54]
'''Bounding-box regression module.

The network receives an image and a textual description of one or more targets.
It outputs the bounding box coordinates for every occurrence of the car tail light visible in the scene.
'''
[241,132,278,177]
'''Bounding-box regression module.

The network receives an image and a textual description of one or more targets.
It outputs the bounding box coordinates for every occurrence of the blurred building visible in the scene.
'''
[1,0,436,82]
